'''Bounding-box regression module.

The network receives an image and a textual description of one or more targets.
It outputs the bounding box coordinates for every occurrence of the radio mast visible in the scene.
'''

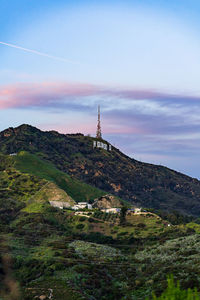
[96,105,102,139]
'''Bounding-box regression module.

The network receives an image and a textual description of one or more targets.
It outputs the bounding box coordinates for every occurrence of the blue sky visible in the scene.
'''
[1,0,200,178]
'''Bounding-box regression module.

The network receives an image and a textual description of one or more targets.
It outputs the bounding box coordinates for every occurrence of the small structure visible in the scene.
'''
[71,202,92,210]
[127,207,142,215]
[135,208,142,214]
[49,201,71,209]
[9,153,17,156]
[101,208,121,214]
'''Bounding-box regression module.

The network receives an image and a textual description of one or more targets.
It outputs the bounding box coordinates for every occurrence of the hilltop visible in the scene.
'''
[1,124,200,216]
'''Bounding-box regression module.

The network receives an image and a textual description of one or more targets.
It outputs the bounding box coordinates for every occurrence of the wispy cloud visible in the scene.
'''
[0,42,80,65]
[1,81,200,109]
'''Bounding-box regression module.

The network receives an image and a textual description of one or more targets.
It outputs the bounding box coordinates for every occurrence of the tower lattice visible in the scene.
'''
[96,105,102,139]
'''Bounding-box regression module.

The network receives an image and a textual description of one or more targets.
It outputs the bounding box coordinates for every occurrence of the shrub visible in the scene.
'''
[88,217,94,223]
[76,223,85,230]
[147,275,200,300]
[117,231,128,237]
[137,223,146,229]
[79,216,87,222]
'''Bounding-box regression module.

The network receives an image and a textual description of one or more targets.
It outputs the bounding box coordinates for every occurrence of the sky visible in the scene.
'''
[1,0,200,178]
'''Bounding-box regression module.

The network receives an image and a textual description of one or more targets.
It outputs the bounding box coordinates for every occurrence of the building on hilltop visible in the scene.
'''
[101,208,121,214]
[71,202,92,210]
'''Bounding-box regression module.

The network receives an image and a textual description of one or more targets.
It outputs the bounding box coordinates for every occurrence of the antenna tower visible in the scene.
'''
[96,105,102,139]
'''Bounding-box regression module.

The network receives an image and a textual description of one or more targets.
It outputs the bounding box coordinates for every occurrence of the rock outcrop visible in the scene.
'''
[93,194,122,209]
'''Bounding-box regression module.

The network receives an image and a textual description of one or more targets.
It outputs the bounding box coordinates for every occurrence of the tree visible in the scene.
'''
[120,206,127,225]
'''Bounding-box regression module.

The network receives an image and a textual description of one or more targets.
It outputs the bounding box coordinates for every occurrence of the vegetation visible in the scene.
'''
[147,276,200,300]
[133,234,200,298]
[14,151,105,202]
[1,196,199,300]
[1,124,200,216]
[120,205,128,225]
[146,209,197,225]
[0,125,200,299]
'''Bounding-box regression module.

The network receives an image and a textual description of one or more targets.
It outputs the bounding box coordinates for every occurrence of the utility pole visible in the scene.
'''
[96,105,102,139]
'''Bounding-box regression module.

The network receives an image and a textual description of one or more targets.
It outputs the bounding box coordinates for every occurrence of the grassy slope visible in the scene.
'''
[0,153,45,202]
[0,153,76,215]
[14,151,106,202]
[22,182,76,213]
[0,153,46,230]
[186,222,200,233]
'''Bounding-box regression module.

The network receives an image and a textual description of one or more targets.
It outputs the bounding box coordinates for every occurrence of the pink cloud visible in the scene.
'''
[1,81,200,111]
[0,82,100,109]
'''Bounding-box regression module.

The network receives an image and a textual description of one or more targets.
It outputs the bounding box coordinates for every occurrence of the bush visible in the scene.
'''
[88,217,94,222]
[147,275,200,300]
[79,216,87,222]
[76,223,85,230]
[137,223,146,229]
[117,231,128,237]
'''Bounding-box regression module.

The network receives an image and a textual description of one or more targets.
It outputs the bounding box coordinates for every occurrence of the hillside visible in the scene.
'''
[0,151,107,232]
[13,151,105,203]
[1,124,200,216]
[0,183,198,300]
[1,149,200,299]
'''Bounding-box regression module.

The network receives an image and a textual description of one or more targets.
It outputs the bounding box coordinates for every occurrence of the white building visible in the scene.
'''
[134,208,142,214]
[49,201,71,209]
[87,204,93,209]
[101,208,121,214]
[71,202,92,210]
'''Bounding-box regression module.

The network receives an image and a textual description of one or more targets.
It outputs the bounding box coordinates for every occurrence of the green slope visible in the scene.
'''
[0,153,46,206]
[0,153,46,231]
[14,151,105,202]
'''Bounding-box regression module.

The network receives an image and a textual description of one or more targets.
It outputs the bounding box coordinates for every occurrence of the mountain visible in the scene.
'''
[1,136,200,299]
[1,124,200,216]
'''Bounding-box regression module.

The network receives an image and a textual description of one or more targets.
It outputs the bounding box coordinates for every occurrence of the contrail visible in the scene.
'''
[0,41,80,65]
